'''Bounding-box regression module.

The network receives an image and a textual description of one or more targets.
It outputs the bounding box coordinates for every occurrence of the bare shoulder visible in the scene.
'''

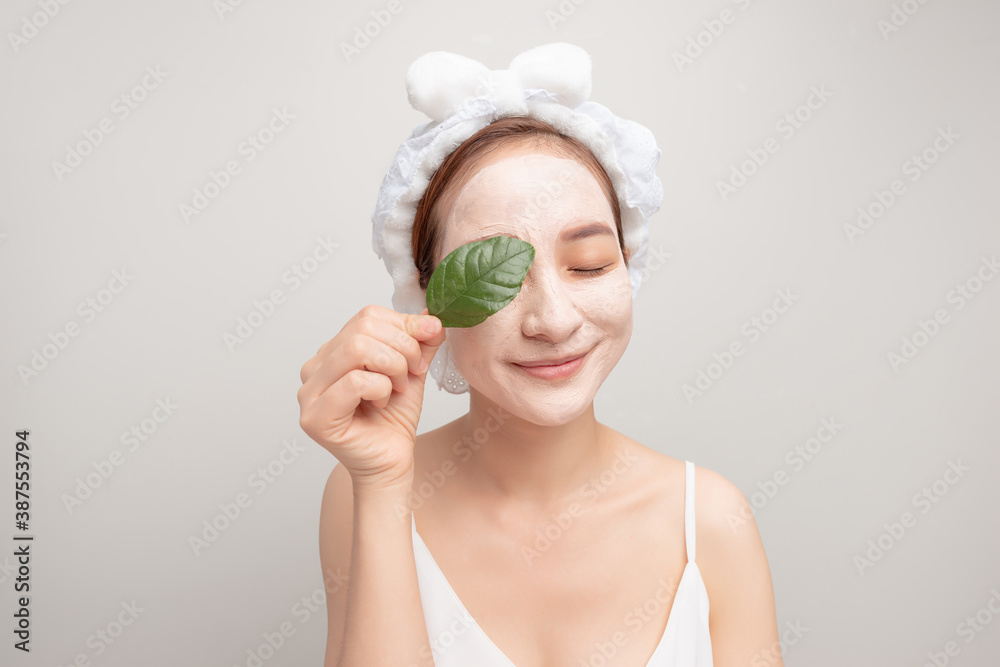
[612,439,770,594]
[685,462,765,571]
[695,466,762,570]
[687,462,781,661]
[689,463,756,542]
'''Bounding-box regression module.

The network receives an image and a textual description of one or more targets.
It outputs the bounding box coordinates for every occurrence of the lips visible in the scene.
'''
[511,347,591,381]
[513,349,591,367]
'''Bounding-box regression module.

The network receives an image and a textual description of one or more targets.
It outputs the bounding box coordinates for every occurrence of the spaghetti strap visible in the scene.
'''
[411,457,715,666]
[684,460,696,563]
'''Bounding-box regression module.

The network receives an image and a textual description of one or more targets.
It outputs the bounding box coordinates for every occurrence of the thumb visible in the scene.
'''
[413,307,446,378]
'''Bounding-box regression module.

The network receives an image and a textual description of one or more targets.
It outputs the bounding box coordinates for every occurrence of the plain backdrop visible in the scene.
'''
[1,1,998,665]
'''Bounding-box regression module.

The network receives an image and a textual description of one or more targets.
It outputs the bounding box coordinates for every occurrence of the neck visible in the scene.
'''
[457,388,615,513]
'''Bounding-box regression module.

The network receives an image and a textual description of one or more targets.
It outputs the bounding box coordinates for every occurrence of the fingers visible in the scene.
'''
[302,368,394,433]
[301,332,410,406]
[298,305,445,405]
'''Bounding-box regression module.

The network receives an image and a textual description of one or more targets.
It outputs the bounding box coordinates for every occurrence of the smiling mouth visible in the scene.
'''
[511,347,592,380]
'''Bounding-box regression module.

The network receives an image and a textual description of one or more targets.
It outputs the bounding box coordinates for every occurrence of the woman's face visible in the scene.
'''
[433,148,633,426]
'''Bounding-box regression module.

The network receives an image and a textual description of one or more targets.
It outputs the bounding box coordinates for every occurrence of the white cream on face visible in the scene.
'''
[435,151,633,426]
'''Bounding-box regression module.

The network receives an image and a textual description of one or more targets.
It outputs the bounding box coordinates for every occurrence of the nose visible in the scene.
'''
[517,261,584,342]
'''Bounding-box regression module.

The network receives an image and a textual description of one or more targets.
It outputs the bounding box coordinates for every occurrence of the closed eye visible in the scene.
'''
[572,265,611,276]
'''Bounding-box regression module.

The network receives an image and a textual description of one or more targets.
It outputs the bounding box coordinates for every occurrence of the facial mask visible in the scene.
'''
[434,151,633,425]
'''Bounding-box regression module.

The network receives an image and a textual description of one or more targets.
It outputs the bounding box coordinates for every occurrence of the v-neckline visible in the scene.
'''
[411,515,693,667]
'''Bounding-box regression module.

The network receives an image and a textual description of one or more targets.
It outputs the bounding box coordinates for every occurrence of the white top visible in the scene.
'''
[411,459,714,666]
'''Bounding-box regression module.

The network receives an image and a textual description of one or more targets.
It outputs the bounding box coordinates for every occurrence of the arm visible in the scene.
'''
[319,462,435,667]
[695,466,784,667]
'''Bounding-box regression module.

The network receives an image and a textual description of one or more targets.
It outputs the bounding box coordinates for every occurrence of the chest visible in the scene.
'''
[414,507,688,666]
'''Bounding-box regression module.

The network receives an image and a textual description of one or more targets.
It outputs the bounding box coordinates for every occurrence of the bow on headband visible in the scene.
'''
[405,42,594,123]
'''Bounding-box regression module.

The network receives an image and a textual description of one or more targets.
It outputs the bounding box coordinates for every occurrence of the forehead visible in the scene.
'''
[442,151,614,243]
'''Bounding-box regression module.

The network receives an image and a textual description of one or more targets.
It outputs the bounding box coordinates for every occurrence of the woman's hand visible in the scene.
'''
[297,304,446,489]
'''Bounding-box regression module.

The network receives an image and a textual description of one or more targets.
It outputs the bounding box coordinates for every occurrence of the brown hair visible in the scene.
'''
[412,115,627,290]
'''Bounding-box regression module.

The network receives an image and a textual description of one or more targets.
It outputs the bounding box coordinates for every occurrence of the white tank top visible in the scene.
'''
[411,459,714,666]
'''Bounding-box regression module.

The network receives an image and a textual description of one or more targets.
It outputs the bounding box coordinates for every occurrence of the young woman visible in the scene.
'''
[298,45,782,667]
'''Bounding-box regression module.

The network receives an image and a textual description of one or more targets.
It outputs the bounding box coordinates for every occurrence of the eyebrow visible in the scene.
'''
[560,221,615,243]
[468,222,615,245]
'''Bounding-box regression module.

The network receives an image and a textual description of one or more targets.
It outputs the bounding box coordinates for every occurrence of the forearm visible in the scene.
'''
[337,477,434,667]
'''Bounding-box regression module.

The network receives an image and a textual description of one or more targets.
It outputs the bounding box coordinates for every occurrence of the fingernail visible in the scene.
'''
[419,357,430,373]
[421,317,438,334]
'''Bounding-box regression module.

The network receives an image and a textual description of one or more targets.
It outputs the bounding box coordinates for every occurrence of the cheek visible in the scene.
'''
[597,297,632,345]
[445,316,514,374]
[580,268,633,328]
[589,281,633,368]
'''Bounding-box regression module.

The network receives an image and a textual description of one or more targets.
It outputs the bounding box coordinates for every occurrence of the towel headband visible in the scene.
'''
[370,42,663,394]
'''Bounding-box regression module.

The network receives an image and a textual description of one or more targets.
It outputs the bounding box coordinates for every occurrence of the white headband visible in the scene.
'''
[370,42,663,395]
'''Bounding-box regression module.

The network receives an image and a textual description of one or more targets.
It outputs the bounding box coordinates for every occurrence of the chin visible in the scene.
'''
[481,388,595,426]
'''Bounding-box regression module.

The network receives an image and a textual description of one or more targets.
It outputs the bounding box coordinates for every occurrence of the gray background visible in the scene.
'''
[2,0,998,665]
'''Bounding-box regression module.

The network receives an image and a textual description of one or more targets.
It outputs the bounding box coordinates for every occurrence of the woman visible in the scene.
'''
[298,43,782,667]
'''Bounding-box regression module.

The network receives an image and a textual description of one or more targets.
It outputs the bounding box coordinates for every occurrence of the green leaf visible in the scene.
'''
[425,235,535,327]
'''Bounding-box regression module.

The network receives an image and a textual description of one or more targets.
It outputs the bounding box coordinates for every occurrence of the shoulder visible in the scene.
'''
[690,463,755,542]
[624,446,755,537]
[626,450,773,604]
[609,441,771,586]
[587,437,781,656]
[688,462,763,570]
[689,463,779,637]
